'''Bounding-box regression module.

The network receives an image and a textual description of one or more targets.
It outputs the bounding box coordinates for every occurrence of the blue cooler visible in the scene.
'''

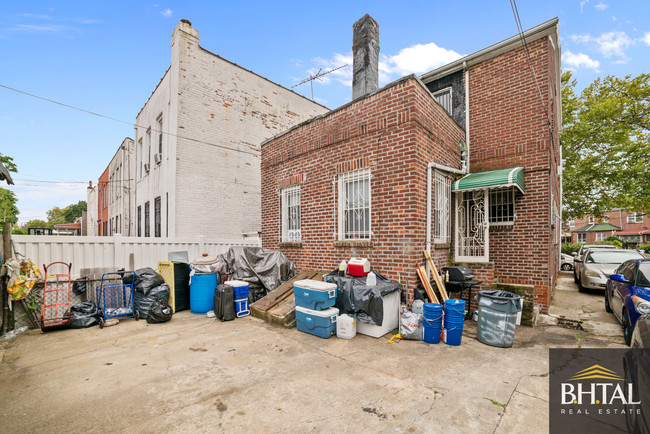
[227,280,250,300]
[295,306,338,338]
[234,298,249,317]
[293,280,337,310]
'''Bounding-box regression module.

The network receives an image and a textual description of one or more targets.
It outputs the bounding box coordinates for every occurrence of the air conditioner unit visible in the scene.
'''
[154,153,163,165]
[144,163,150,173]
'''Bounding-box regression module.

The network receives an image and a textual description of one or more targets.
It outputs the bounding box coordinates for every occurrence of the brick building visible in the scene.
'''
[569,210,650,246]
[261,16,561,312]
[97,167,109,236]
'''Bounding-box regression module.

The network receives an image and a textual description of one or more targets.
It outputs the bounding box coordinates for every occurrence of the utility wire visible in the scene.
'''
[0,83,260,157]
[509,0,552,128]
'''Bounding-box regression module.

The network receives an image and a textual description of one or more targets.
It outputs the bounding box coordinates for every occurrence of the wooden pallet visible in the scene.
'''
[250,270,320,328]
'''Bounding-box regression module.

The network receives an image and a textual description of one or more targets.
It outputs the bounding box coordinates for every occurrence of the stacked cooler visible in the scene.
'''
[226,280,250,317]
[294,280,338,338]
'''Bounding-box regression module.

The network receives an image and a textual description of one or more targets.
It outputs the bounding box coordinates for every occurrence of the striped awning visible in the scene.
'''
[452,167,525,193]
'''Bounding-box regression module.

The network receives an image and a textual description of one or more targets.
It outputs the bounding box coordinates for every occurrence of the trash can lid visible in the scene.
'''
[191,253,220,265]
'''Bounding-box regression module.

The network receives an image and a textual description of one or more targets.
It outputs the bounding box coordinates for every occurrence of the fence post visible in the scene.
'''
[114,234,123,270]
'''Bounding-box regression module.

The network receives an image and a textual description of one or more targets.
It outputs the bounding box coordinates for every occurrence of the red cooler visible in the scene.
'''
[348,258,371,277]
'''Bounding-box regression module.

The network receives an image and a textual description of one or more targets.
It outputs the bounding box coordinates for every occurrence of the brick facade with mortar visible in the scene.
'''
[262,76,465,304]
[263,19,561,313]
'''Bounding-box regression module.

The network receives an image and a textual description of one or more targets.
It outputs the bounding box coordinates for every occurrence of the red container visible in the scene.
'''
[348,258,370,277]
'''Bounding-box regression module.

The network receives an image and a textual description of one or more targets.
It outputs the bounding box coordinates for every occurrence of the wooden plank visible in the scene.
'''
[416,263,439,304]
[251,270,314,312]
[250,270,319,322]
[423,250,449,302]
[266,271,325,328]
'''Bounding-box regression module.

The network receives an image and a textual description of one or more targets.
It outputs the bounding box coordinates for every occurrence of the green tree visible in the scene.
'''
[63,200,87,223]
[562,71,650,218]
[46,206,67,226]
[0,153,17,173]
[0,188,19,223]
[25,219,53,229]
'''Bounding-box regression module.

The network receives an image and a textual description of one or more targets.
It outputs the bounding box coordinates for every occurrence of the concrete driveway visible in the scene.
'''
[0,278,625,433]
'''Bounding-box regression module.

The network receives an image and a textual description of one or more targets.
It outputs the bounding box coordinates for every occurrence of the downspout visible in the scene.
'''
[464,62,470,173]
[426,163,465,273]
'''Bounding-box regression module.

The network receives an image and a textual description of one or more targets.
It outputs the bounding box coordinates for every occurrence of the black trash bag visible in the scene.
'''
[134,284,170,319]
[323,271,401,326]
[70,301,99,328]
[124,268,165,295]
[214,284,236,321]
[147,299,173,324]
[72,278,88,296]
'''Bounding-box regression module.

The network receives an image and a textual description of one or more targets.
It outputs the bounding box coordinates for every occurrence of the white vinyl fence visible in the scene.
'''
[11,235,261,278]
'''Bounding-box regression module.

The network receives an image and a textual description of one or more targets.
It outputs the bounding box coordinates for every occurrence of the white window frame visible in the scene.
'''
[627,212,643,223]
[595,232,606,241]
[577,233,586,243]
[567,218,575,227]
[338,168,371,240]
[588,216,594,224]
[281,185,301,242]
[489,188,515,226]
[157,114,163,155]
[434,170,452,243]
[432,87,452,115]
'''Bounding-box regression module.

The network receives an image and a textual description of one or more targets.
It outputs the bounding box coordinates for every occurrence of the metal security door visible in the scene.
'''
[455,190,489,262]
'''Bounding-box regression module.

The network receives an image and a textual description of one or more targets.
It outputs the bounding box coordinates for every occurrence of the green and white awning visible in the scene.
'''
[452,167,525,193]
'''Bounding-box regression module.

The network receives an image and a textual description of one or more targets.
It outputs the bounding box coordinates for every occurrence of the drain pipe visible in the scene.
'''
[426,162,466,275]
[464,62,470,173]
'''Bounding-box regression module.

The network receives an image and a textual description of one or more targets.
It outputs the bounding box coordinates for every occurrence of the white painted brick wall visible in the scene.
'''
[133,20,327,239]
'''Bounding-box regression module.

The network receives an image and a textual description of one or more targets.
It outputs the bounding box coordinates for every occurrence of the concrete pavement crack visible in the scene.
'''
[492,373,547,434]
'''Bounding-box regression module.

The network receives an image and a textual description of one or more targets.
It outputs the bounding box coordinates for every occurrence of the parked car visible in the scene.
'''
[578,249,645,292]
[560,253,574,271]
[623,315,650,431]
[573,244,618,283]
[605,259,650,345]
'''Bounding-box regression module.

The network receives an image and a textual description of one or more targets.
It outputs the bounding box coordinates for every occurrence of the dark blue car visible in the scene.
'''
[606,259,650,345]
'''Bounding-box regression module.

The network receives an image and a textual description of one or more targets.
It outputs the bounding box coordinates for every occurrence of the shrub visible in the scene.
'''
[562,243,582,255]
[640,243,650,254]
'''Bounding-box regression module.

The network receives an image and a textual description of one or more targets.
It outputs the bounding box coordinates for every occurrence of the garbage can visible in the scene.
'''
[189,254,221,314]
[475,290,523,348]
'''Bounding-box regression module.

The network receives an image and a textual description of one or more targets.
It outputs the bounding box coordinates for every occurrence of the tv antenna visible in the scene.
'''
[292,64,348,100]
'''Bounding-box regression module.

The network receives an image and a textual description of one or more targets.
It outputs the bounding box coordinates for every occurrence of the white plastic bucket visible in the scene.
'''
[337,314,357,339]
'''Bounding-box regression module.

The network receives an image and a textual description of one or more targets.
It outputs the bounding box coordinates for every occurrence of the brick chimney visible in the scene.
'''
[352,14,379,100]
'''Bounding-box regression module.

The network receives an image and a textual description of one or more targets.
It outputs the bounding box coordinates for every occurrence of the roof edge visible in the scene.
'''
[420,17,559,83]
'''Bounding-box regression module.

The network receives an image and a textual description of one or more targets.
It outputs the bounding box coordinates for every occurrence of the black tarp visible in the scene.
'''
[218,246,296,299]
[134,284,170,319]
[323,271,401,326]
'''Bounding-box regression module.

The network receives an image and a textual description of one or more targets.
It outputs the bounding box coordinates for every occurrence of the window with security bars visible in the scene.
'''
[338,169,371,240]
[281,185,301,242]
[433,88,452,115]
[434,170,451,243]
[489,188,515,225]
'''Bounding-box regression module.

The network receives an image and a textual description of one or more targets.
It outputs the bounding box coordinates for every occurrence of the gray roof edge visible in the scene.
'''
[420,17,559,83]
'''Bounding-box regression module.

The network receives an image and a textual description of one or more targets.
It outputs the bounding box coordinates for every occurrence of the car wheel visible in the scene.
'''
[604,291,613,313]
[622,309,633,346]
[578,277,585,292]
[561,264,571,271]
[574,271,579,283]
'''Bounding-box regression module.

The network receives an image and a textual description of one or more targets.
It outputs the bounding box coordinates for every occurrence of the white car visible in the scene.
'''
[560,253,574,271]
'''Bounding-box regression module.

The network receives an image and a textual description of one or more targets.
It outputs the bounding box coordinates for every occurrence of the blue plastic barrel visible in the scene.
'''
[190,273,217,314]
[422,303,443,344]
[443,299,466,346]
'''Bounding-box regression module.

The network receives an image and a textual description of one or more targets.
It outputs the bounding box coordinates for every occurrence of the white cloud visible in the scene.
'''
[580,0,589,13]
[384,42,463,76]
[595,1,608,10]
[570,31,633,58]
[160,8,173,17]
[11,180,88,224]
[562,50,600,70]
[642,32,650,46]
[13,24,67,33]
[308,41,462,88]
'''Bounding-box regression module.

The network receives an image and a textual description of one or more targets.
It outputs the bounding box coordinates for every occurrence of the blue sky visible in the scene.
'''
[2,1,649,224]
